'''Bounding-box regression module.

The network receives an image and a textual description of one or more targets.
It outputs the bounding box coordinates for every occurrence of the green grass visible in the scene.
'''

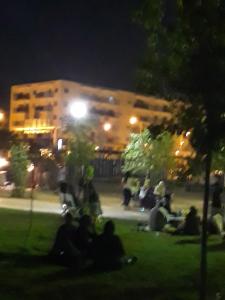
[0,209,224,300]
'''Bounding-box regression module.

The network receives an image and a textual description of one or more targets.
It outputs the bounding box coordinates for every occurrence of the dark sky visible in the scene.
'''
[0,0,146,110]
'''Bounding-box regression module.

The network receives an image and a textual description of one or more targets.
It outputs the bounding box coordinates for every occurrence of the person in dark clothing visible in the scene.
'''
[75,215,96,259]
[163,193,172,214]
[176,206,200,235]
[92,221,126,270]
[211,180,223,210]
[121,172,132,207]
[49,213,81,268]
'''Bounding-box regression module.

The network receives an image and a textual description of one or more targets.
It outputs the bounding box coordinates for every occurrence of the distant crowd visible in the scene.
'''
[121,172,225,238]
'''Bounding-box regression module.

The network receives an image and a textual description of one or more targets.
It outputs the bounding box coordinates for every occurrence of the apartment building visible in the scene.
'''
[9,80,171,150]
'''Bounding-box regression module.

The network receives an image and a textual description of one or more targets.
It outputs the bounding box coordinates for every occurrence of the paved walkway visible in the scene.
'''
[0,196,149,221]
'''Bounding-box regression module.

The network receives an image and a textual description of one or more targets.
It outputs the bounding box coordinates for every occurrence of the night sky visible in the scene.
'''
[0,0,146,110]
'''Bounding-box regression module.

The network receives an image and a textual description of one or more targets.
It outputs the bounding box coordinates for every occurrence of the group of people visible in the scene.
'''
[58,165,102,222]
[123,173,225,238]
[122,174,171,212]
[49,213,136,271]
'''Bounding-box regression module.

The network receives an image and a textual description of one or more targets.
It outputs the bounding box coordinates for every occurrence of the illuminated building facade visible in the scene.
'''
[10,80,171,150]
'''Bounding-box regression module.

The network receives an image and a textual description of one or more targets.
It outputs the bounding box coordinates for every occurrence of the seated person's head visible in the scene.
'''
[189,206,197,216]
[104,220,115,236]
[79,215,92,228]
[64,213,73,224]
[60,182,67,193]
[67,184,74,195]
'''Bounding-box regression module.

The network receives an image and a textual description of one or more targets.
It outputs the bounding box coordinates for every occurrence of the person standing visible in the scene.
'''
[153,180,166,202]
[121,172,132,208]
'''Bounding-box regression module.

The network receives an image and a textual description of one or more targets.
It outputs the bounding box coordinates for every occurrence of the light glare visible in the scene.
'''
[70,101,87,119]
[0,157,9,168]
[103,122,112,131]
[129,116,138,125]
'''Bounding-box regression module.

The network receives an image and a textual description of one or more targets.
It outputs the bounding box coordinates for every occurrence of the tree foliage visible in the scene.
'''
[0,129,17,151]
[136,0,225,153]
[66,124,95,169]
[135,2,225,298]
[10,144,29,197]
[122,129,175,183]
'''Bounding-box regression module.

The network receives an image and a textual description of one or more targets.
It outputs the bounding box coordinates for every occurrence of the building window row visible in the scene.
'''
[35,104,53,112]
[90,107,116,117]
[13,121,24,126]
[80,93,119,105]
[14,104,29,113]
[34,89,54,98]
[14,89,55,100]
[14,92,30,100]
[134,99,169,112]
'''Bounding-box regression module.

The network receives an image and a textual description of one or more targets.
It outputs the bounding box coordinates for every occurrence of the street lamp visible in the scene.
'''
[103,122,112,132]
[129,116,138,125]
[0,112,4,122]
[69,101,88,119]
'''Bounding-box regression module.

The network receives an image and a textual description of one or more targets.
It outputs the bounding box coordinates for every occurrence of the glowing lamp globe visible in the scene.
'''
[129,116,138,125]
[103,122,112,132]
[0,112,4,121]
[70,101,87,119]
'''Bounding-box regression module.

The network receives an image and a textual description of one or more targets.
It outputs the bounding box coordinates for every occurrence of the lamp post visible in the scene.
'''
[129,116,142,133]
[0,112,4,122]
[69,101,88,120]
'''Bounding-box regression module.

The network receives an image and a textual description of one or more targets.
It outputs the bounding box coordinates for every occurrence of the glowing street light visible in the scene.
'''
[129,116,138,125]
[69,101,88,119]
[27,163,34,173]
[185,131,191,138]
[103,122,112,132]
[0,112,4,122]
[0,157,9,169]
[175,150,180,156]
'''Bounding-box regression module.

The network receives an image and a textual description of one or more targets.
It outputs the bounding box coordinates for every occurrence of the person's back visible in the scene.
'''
[212,181,223,209]
[149,203,168,231]
[93,221,125,270]
[75,215,95,257]
[183,207,200,235]
[49,213,80,267]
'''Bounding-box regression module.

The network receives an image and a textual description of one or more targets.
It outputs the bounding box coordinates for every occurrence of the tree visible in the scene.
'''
[123,129,175,183]
[65,124,95,189]
[10,144,29,197]
[136,1,225,299]
[0,129,17,151]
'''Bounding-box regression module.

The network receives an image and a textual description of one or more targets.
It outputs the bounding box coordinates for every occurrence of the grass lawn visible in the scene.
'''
[0,209,224,300]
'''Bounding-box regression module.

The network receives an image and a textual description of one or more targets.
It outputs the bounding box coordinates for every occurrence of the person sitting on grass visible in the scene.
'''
[175,206,200,235]
[49,213,81,269]
[139,178,156,212]
[149,201,170,231]
[92,220,137,271]
[75,214,96,260]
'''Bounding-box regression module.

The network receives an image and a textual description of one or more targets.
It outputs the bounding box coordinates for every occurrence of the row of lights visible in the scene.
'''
[69,99,139,132]
[175,131,191,157]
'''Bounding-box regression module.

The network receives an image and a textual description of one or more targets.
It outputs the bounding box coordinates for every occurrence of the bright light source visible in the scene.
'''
[27,163,34,173]
[57,139,63,151]
[0,157,9,168]
[180,141,184,146]
[103,122,112,132]
[129,116,138,125]
[95,146,100,151]
[185,131,191,137]
[0,112,4,121]
[175,150,180,156]
[70,101,87,119]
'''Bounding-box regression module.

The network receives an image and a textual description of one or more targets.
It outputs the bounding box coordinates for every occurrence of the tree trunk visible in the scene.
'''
[200,148,212,300]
